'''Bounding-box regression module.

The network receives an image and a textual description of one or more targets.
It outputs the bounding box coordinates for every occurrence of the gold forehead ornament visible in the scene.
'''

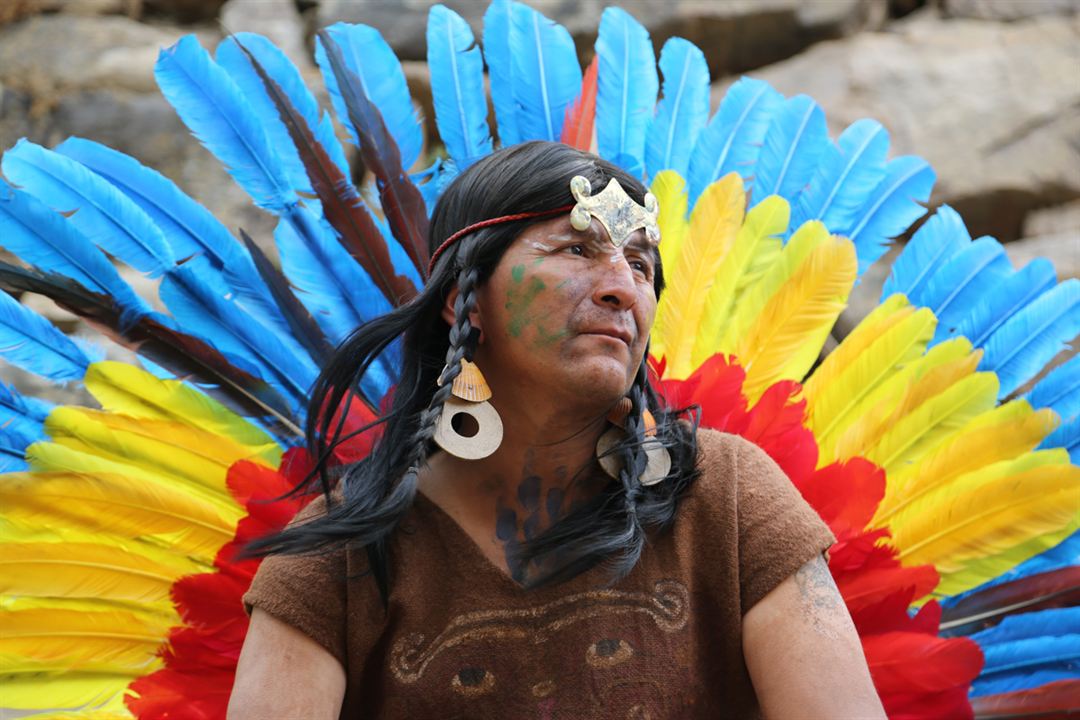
[569,176,660,248]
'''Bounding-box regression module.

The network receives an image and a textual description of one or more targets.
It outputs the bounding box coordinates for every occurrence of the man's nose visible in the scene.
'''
[591,255,637,309]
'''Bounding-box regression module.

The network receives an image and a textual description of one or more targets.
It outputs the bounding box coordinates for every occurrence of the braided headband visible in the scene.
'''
[427,175,661,275]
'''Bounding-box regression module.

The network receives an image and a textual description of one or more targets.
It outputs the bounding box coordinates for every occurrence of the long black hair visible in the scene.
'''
[251,141,700,601]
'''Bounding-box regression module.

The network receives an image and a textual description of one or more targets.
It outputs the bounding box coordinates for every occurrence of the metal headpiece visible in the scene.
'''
[569,176,660,247]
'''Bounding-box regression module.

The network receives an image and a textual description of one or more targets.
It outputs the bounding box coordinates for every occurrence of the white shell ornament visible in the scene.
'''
[434,396,503,460]
[450,359,492,402]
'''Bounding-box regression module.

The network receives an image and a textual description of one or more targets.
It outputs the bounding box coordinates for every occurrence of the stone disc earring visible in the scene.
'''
[433,359,504,460]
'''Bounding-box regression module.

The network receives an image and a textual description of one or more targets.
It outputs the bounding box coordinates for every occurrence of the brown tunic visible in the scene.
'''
[243,428,834,719]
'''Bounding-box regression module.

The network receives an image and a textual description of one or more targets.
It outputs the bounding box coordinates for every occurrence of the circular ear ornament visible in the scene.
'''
[596,420,671,486]
[434,396,504,460]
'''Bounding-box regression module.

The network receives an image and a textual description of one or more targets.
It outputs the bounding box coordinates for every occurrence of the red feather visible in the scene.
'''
[798,458,884,536]
[863,632,984,713]
[560,56,599,151]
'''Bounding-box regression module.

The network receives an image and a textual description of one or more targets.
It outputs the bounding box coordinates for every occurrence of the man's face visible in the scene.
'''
[472,213,658,410]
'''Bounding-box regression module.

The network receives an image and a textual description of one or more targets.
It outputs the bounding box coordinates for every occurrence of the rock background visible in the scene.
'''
[0,0,1078,403]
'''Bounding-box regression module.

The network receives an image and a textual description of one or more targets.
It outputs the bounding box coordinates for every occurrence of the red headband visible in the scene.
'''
[427,204,574,275]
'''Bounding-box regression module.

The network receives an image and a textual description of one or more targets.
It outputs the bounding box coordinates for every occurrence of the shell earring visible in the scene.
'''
[596,400,671,486]
[433,359,504,460]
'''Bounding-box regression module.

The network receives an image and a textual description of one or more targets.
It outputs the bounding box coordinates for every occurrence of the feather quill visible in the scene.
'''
[693,195,788,367]
[791,119,890,237]
[981,278,1080,398]
[687,77,782,207]
[848,155,935,274]
[482,0,520,147]
[2,140,173,278]
[315,22,423,170]
[654,173,745,378]
[317,30,431,276]
[882,205,970,301]
[155,35,295,211]
[645,38,709,181]
[939,566,1080,634]
[427,5,492,170]
[0,286,95,382]
[594,6,657,175]
[508,2,583,143]
[752,94,829,203]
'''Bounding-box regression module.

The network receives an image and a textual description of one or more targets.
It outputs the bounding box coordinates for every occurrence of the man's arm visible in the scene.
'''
[228,608,346,720]
[743,554,886,720]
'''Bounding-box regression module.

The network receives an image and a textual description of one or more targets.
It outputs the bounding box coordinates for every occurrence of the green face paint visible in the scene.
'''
[505,266,547,338]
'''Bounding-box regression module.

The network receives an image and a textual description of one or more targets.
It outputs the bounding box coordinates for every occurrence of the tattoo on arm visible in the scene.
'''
[794,554,844,640]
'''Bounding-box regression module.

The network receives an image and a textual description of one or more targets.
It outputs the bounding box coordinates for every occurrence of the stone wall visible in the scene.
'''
[0,0,1077,398]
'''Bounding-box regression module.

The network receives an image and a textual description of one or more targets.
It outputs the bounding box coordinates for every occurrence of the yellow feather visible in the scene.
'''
[828,337,979,465]
[876,400,1060,524]
[0,607,165,674]
[0,540,202,603]
[891,449,1080,571]
[16,711,134,720]
[691,195,788,367]
[651,170,690,281]
[0,673,132,712]
[934,515,1080,598]
[85,361,281,465]
[734,231,857,402]
[649,171,690,359]
[804,295,935,456]
[654,173,745,378]
[720,220,825,355]
[0,471,237,563]
[27,442,242,518]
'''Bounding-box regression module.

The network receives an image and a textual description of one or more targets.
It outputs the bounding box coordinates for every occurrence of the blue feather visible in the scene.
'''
[315,23,423,171]
[0,380,51,424]
[0,182,150,319]
[752,94,828,204]
[413,158,447,216]
[2,140,173,278]
[982,279,1080,398]
[157,256,318,410]
[155,35,296,211]
[427,5,492,170]
[848,155,935,275]
[1041,413,1080,462]
[216,32,352,192]
[791,119,890,237]
[959,258,1058,348]
[1028,348,1080,420]
[970,608,1080,696]
[645,38,708,181]
[508,2,582,143]
[881,205,971,302]
[53,138,287,335]
[278,215,396,401]
[594,7,657,176]
[686,77,783,207]
[55,138,241,268]
[915,236,1012,345]
[0,287,95,382]
[0,430,33,472]
[482,0,520,147]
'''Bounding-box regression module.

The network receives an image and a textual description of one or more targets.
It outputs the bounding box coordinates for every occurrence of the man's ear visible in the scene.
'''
[441,286,485,342]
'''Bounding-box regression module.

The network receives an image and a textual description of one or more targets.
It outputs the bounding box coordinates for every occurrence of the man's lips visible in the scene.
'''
[579,327,633,345]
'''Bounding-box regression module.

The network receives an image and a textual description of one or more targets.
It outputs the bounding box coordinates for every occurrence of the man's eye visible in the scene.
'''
[565,244,586,256]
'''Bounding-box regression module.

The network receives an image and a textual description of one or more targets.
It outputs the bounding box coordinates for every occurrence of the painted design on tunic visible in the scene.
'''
[389,579,691,719]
